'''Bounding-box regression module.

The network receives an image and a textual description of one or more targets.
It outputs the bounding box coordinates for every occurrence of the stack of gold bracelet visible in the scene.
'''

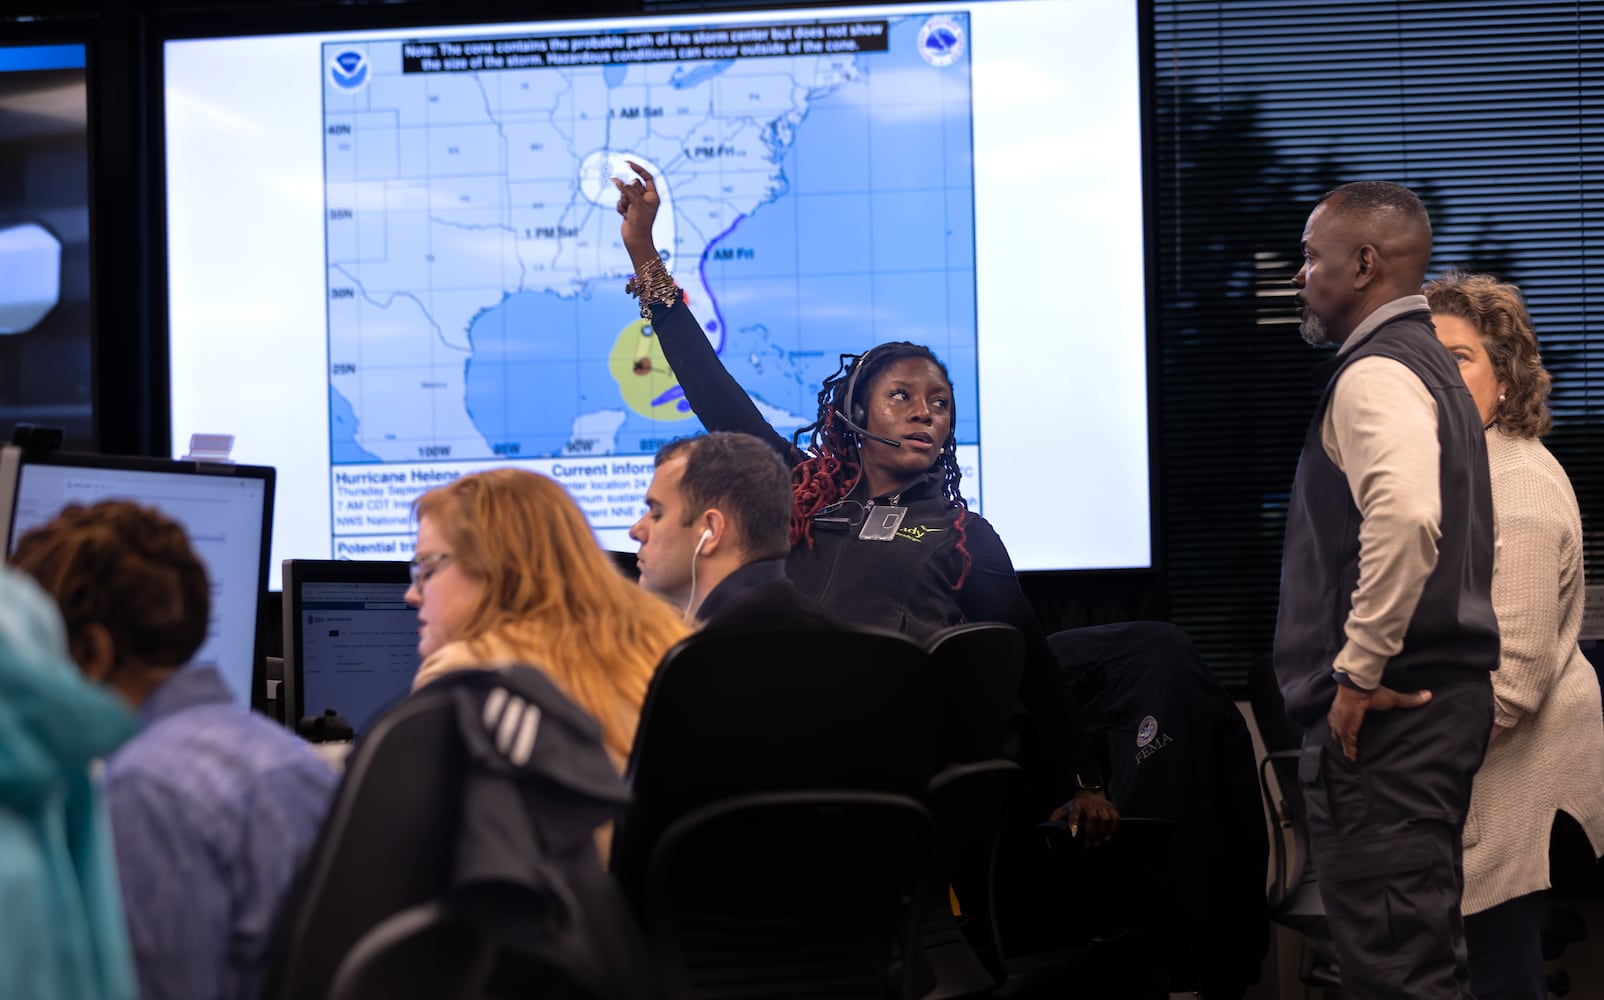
[625,254,681,318]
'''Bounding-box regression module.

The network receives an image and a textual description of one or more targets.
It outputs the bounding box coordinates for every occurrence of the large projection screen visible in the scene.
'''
[164,0,1150,586]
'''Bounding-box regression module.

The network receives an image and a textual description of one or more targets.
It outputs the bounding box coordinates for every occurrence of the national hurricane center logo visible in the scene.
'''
[917,16,966,67]
[329,49,370,91]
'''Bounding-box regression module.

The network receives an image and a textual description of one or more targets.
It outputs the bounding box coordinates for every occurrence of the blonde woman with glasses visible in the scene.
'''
[405,468,690,769]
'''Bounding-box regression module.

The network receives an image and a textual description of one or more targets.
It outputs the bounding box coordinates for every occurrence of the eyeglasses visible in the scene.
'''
[409,552,454,593]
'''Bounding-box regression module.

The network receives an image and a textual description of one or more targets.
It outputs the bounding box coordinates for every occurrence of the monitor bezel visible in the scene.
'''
[5,449,277,711]
[281,556,413,733]
[151,0,1162,579]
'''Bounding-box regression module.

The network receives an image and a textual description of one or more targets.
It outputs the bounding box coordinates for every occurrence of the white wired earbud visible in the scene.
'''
[685,527,713,620]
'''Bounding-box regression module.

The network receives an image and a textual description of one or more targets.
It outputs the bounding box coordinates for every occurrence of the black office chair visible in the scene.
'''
[644,790,934,1000]
[615,624,943,888]
[1257,750,1343,989]
[926,622,1026,764]
[911,623,1029,998]
[1045,622,1269,997]
[1247,655,1342,991]
[920,759,1026,998]
[982,812,1176,1000]
[615,625,946,998]
[322,898,495,1000]
[1258,753,1326,936]
[264,666,652,1000]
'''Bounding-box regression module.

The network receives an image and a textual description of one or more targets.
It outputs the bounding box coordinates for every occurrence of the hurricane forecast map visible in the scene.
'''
[320,12,977,557]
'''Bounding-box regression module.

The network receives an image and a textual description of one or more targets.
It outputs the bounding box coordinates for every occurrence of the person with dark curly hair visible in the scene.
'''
[613,162,1114,839]
[11,501,337,1000]
[1426,271,1604,1000]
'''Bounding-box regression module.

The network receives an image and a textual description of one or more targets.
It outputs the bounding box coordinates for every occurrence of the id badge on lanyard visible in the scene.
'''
[858,504,906,542]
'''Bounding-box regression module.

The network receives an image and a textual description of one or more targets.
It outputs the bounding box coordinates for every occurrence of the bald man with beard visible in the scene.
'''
[1274,181,1498,999]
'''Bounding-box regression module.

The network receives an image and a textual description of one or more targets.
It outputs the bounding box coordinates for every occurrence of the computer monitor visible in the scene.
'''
[162,0,1155,582]
[282,558,418,736]
[2,448,275,708]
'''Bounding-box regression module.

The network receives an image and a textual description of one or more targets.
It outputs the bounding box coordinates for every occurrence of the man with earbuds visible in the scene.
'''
[630,431,834,630]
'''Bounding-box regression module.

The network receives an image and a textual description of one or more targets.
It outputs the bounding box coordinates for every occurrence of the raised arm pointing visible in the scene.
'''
[614,161,663,273]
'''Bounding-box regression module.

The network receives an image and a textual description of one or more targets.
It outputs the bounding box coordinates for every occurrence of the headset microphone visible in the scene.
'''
[836,411,902,449]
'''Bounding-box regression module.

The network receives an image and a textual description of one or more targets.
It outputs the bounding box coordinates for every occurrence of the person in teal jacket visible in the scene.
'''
[0,566,139,1000]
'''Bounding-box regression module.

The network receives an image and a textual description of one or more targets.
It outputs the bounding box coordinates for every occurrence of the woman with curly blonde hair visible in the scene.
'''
[1426,271,1604,1000]
[406,468,690,767]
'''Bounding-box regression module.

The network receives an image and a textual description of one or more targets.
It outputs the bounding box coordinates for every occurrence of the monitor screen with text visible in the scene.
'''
[284,560,418,735]
[6,454,274,706]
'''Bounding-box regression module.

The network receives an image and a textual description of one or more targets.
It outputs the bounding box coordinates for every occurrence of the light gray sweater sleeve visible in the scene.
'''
[1319,355,1442,690]
[1486,433,1583,728]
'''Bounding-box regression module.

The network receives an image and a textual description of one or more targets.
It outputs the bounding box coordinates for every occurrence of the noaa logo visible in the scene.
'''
[917,16,965,67]
[329,50,370,91]
[1136,715,1159,747]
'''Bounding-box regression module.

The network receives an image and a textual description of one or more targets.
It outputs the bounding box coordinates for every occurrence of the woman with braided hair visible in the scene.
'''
[614,163,1116,840]
[790,340,971,566]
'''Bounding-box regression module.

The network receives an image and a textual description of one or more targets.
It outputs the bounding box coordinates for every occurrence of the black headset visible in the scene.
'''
[835,344,901,448]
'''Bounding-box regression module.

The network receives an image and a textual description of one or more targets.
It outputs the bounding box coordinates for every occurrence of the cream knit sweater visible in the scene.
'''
[1461,429,1604,914]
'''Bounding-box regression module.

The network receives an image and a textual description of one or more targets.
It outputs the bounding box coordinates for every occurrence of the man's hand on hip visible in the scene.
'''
[1327,681,1433,762]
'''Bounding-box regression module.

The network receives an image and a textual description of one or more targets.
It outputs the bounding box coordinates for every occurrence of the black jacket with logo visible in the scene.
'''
[789,472,1026,643]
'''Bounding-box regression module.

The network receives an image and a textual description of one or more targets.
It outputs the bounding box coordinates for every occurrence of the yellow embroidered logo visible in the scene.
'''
[895,524,944,542]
